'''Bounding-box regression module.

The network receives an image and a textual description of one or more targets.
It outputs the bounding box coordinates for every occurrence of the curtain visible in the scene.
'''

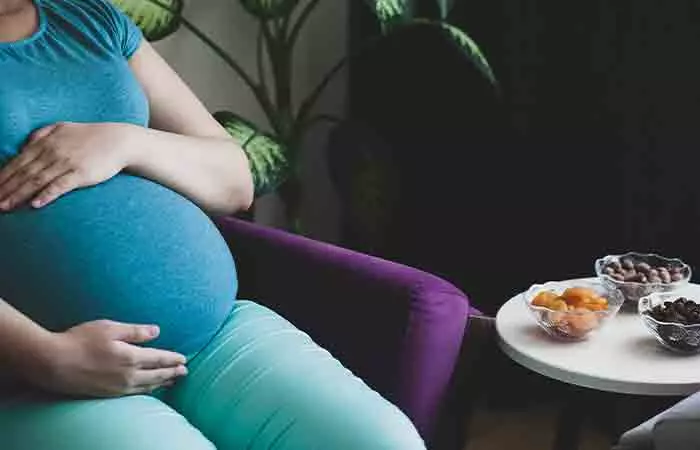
[344,1,700,310]
[455,0,700,254]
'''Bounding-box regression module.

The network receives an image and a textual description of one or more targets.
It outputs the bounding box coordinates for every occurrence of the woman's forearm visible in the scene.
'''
[123,124,254,216]
[0,299,189,396]
[0,298,53,376]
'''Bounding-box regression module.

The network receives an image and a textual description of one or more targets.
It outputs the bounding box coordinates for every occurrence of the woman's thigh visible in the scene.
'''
[0,391,214,450]
[164,300,425,450]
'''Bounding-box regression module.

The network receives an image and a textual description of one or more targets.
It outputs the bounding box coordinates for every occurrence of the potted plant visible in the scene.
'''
[111,0,497,232]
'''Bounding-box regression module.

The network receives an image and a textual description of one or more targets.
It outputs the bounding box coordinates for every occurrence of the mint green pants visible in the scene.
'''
[0,301,425,449]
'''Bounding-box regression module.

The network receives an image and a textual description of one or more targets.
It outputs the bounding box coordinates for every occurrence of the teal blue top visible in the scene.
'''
[0,0,237,356]
[0,0,147,155]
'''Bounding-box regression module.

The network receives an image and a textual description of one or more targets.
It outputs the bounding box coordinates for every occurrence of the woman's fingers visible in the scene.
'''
[0,142,46,187]
[127,379,177,396]
[26,124,58,145]
[125,381,176,396]
[3,124,59,186]
[0,159,65,210]
[0,163,71,210]
[95,320,160,344]
[131,346,187,369]
[122,349,188,395]
[30,170,84,208]
[130,366,188,392]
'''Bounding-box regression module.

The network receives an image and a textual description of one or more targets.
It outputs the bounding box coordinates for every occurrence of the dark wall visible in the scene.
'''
[341,1,700,313]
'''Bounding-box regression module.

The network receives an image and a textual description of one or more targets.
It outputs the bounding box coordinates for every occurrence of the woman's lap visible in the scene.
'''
[0,393,214,450]
[0,301,425,450]
[163,300,425,450]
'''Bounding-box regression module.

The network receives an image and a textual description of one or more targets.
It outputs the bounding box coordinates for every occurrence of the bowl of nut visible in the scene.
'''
[595,252,692,305]
[639,291,700,354]
[523,280,625,340]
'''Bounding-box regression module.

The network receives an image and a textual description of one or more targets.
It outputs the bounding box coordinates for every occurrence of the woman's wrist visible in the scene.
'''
[113,122,145,170]
[8,327,60,383]
[119,123,171,177]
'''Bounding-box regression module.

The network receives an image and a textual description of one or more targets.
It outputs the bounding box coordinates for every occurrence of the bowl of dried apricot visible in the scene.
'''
[523,280,625,340]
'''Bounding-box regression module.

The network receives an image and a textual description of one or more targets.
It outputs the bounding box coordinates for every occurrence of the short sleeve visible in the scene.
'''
[78,0,143,58]
[108,2,143,58]
[121,15,143,58]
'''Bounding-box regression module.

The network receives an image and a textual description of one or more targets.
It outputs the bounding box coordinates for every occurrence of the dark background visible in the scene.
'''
[332,0,700,314]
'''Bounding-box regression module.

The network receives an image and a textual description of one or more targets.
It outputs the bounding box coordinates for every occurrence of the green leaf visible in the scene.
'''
[438,22,497,85]
[376,18,497,85]
[214,111,290,197]
[111,0,182,41]
[435,0,454,19]
[364,0,412,30]
[239,0,300,20]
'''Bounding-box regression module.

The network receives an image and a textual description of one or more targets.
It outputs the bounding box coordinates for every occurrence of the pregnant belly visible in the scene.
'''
[0,174,237,357]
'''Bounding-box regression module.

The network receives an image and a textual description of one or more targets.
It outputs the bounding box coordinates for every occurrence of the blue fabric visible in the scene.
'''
[0,301,426,450]
[0,0,147,156]
[0,3,427,447]
[0,0,237,357]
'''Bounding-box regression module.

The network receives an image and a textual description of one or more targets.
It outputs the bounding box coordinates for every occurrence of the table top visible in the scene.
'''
[496,279,700,396]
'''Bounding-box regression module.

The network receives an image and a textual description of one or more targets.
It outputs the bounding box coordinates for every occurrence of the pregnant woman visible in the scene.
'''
[0,0,424,448]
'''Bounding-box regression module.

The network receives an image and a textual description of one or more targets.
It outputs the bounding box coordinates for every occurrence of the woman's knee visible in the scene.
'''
[0,393,214,450]
[166,300,426,449]
[286,390,427,450]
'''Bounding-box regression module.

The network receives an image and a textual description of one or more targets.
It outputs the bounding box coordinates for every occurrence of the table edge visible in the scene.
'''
[497,332,700,396]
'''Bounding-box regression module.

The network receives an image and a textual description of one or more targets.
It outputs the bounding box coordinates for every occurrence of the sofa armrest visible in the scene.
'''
[214,217,471,439]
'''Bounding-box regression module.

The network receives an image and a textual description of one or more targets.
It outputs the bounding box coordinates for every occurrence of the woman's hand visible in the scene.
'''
[0,122,135,211]
[33,320,188,398]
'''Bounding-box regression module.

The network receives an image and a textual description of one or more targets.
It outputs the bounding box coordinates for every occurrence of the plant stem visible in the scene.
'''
[256,22,269,99]
[303,114,343,130]
[276,49,293,138]
[145,0,280,135]
[280,10,292,40]
[273,17,286,39]
[288,0,321,48]
[263,19,293,141]
[261,21,278,102]
[178,17,280,133]
[294,55,347,134]
[294,29,391,139]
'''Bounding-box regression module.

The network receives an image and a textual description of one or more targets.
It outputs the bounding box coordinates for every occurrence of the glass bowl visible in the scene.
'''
[523,280,625,341]
[639,292,700,354]
[595,252,691,305]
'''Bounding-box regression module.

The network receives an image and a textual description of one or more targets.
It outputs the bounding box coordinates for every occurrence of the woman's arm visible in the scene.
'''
[125,41,254,216]
[0,297,188,397]
[0,41,254,216]
[0,297,55,377]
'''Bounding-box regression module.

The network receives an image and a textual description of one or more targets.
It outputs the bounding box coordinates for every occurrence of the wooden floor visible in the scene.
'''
[452,317,680,450]
[463,401,612,450]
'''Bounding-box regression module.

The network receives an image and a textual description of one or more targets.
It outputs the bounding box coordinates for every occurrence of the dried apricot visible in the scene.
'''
[590,296,609,306]
[567,309,599,334]
[532,290,558,307]
[586,303,606,311]
[550,299,568,311]
[546,310,566,325]
[561,287,598,306]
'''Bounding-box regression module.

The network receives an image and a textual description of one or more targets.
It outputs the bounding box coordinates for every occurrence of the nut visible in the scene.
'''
[603,255,687,285]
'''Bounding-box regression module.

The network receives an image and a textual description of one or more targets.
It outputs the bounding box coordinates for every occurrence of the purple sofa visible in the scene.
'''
[214,216,478,447]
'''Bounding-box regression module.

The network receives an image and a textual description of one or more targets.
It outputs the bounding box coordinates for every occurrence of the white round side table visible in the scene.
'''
[496,279,700,449]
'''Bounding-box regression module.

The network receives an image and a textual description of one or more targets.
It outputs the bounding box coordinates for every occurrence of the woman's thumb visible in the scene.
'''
[109,323,160,343]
